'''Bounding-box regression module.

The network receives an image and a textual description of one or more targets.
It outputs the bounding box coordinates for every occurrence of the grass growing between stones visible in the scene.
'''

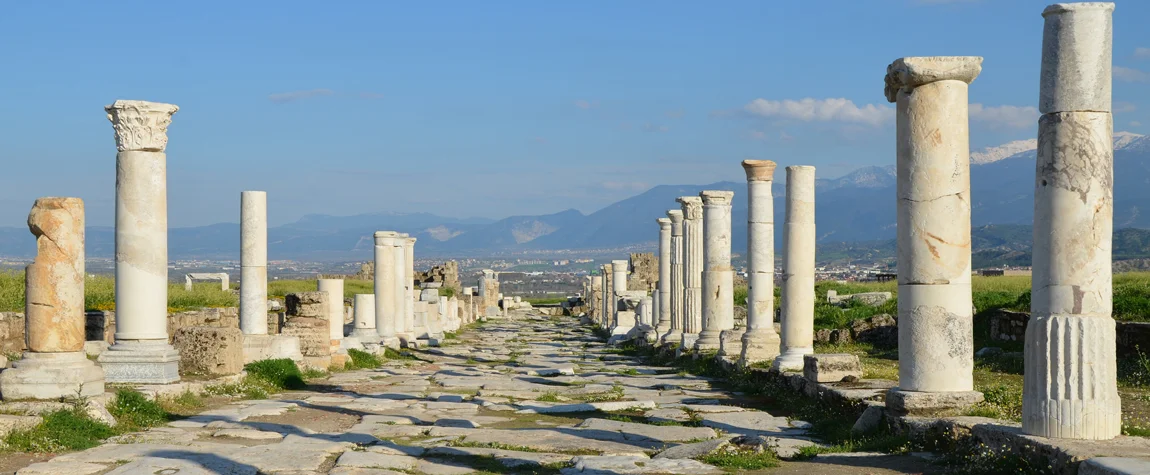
[0,407,115,452]
[108,388,168,431]
[699,447,780,471]
[345,348,383,370]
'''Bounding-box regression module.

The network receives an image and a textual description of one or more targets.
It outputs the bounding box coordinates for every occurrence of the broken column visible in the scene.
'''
[240,191,268,335]
[1,198,105,399]
[1024,2,1120,440]
[403,236,417,343]
[678,197,704,349]
[660,210,685,346]
[656,217,673,335]
[317,278,345,345]
[601,263,613,329]
[350,294,377,339]
[590,275,603,325]
[392,236,413,344]
[611,260,628,329]
[884,56,983,415]
[97,100,181,384]
[374,231,402,348]
[740,160,782,365]
[696,190,736,354]
[774,166,817,371]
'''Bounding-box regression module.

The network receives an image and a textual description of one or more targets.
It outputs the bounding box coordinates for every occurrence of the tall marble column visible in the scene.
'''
[393,236,413,344]
[1024,2,1120,440]
[240,191,268,335]
[884,56,983,415]
[678,196,704,350]
[317,279,345,343]
[374,231,402,348]
[611,259,628,328]
[661,210,685,346]
[1,198,105,399]
[403,236,417,342]
[350,294,378,338]
[656,218,673,335]
[773,166,817,371]
[601,263,613,329]
[696,191,735,353]
[740,161,782,365]
[98,100,181,384]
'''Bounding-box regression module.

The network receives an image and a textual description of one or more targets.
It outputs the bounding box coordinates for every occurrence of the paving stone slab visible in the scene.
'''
[577,418,719,442]
[564,455,723,474]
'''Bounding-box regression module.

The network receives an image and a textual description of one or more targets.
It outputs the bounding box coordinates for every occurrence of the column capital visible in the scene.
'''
[741,160,777,182]
[677,196,703,220]
[611,259,629,269]
[700,190,735,206]
[884,56,983,102]
[1043,2,1114,17]
[657,217,671,229]
[105,100,179,152]
[667,209,684,224]
[404,236,417,246]
[374,231,402,246]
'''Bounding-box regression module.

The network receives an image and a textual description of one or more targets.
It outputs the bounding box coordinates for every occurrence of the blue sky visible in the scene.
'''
[1,0,1147,228]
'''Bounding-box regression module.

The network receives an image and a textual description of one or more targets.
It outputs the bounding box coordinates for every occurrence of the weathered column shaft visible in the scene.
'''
[351,293,377,338]
[240,191,268,335]
[611,259,628,328]
[601,264,613,329]
[697,191,734,352]
[656,218,673,333]
[374,232,401,345]
[403,237,417,339]
[679,197,704,348]
[1024,2,1120,440]
[392,239,409,340]
[774,166,817,371]
[741,160,782,364]
[662,210,685,345]
[317,279,345,340]
[98,100,181,384]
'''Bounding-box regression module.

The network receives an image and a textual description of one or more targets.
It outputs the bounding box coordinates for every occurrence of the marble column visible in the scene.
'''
[661,210,685,346]
[884,56,983,415]
[590,276,603,325]
[697,190,736,353]
[240,191,268,335]
[773,166,817,371]
[1,198,105,399]
[740,161,782,365]
[374,231,402,348]
[601,263,613,329]
[656,218,673,335]
[403,237,417,342]
[97,100,180,384]
[317,279,345,343]
[1024,2,1120,440]
[611,259,628,328]
[393,236,413,344]
[678,196,704,350]
[350,294,378,338]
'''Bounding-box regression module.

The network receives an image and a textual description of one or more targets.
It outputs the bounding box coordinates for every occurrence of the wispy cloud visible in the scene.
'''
[1136,47,1150,59]
[268,88,334,104]
[574,99,598,110]
[1115,66,1150,83]
[969,104,1039,129]
[742,98,892,126]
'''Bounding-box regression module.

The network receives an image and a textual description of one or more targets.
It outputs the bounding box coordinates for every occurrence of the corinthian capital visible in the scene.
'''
[677,196,703,220]
[105,100,179,152]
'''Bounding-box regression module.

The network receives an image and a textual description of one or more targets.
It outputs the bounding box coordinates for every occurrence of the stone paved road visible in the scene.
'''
[14,313,940,474]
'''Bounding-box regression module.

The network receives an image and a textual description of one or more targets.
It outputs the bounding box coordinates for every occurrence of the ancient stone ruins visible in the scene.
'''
[0,3,1145,474]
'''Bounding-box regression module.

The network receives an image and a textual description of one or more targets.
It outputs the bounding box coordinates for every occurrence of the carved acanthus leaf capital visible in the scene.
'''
[105,100,179,152]
[677,196,703,220]
[884,56,983,103]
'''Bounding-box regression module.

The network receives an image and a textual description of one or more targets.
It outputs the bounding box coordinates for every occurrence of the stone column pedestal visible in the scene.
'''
[611,260,629,332]
[1023,2,1121,440]
[1,198,104,400]
[317,279,345,346]
[349,293,379,340]
[774,166,817,371]
[739,160,782,365]
[374,232,402,349]
[678,197,704,351]
[240,191,268,335]
[660,210,685,347]
[883,56,984,416]
[696,191,736,354]
[98,100,181,384]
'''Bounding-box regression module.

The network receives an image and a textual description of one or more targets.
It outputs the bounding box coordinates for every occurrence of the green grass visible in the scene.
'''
[699,448,781,470]
[524,296,567,305]
[1,408,116,452]
[244,358,306,390]
[345,348,383,370]
[268,279,373,300]
[107,388,169,431]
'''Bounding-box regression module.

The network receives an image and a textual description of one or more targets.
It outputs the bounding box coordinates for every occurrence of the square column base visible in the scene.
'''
[678,334,700,356]
[771,347,813,372]
[885,387,983,417]
[717,329,746,357]
[0,352,105,400]
[97,340,180,384]
[380,336,402,350]
[659,331,682,348]
[739,331,782,366]
[693,331,722,352]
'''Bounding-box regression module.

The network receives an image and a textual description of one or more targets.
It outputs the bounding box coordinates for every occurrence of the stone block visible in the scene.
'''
[803,353,862,383]
[172,326,243,376]
[885,387,983,417]
[242,334,304,363]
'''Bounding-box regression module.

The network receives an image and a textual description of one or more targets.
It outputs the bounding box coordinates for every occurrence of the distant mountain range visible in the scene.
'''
[2,132,1149,262]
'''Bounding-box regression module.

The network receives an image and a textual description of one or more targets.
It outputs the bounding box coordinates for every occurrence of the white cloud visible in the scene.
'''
[1115,66,1150,83]
[1136,47,1150,59]
[969,104,1039,129]
[743,98,892,126]
[574,99,598,110]
[268,88,334,104]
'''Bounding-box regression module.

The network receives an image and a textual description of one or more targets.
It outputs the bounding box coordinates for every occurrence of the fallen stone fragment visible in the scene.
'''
[15,461,107,475]
[566,455,723,474]
[577,418,718,443]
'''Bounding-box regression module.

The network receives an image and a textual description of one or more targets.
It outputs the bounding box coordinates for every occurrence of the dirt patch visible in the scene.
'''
[0,452,53,475]
[761,454,943,474]
[244,406,360,433]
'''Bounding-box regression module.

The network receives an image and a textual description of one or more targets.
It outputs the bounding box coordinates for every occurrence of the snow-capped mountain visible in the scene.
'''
[971,131,1146,165]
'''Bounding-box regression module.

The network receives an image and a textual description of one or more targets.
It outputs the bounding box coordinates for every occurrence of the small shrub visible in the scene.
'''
[536,392,562,402]
[2,408,116,452]
[699,448,780,470]
[346,348,382,369]
[244,358,306,390]
[108,388,168,431]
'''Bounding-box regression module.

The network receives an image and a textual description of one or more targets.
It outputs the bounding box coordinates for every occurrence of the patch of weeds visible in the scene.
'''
[536,392,563,402]
[934,439,1051,474]
[244,358,306,390]
[2,408,116,452]
[616,368,640,376]
[301,368,329,380]
[450,440,599,456]
[108,388,168,431]
[346,348,383,370]
[443,331,458,340]
[965,384,1022,421]
[699,447,780,470]
[1120,345,1150,388]
[384,347,420,361]
[159,390,205,415]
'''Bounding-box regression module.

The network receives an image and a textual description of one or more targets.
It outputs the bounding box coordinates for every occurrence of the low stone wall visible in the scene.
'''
[989,309,1150,354]
[813,314,898,347]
